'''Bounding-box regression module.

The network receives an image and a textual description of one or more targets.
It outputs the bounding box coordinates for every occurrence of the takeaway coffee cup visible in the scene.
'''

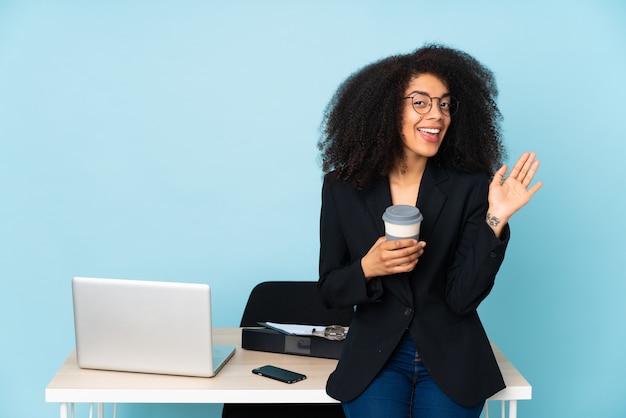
[382,205,423,241]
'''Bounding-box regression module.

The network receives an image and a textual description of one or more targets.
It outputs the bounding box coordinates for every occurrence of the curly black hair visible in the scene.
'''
[318,43,506,189]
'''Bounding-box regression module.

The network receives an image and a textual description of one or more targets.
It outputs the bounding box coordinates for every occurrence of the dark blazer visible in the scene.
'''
[318,160,508,407]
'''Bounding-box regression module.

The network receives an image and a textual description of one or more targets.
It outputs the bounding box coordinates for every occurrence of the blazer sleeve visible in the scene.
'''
[318,176,383,309]
[442,174,510,316]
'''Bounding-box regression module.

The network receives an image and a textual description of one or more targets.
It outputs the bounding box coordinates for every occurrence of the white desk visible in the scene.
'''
[46,328,531,418]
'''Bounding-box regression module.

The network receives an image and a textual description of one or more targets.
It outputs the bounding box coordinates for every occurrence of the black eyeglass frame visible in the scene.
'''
[403,92,460,117]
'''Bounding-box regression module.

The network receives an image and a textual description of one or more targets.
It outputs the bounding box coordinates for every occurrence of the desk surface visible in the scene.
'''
[45,328,531,404]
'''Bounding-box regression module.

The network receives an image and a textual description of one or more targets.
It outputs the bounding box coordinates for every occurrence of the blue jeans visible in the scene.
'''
[342,332,484,418]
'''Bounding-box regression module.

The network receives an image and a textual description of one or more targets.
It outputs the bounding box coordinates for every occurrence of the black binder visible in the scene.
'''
[241,327,345,359]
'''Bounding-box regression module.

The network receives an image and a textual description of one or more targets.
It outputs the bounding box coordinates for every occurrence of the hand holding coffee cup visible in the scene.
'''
[361,205,424,279]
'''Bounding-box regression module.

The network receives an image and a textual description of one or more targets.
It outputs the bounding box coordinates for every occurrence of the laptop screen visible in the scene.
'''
[72,277,234,377]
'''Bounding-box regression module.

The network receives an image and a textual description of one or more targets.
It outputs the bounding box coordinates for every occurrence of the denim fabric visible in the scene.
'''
[342,332,484,418]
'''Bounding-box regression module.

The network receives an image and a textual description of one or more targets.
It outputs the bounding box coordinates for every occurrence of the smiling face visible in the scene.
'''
[400,73,452,163]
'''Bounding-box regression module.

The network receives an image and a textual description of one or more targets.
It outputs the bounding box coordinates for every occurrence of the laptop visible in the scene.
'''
[72,276,235,377]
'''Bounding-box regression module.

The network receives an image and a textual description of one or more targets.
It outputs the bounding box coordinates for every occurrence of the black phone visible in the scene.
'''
[252,365,307,384]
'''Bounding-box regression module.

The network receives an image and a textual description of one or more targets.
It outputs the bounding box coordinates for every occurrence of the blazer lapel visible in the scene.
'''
[417,161,448,241]
[365,176,391,237]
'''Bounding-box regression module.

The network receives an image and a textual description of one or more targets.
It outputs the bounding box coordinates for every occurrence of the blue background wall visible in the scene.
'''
[1,1,625,417]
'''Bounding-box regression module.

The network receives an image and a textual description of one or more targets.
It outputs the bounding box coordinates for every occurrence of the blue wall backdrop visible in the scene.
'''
[1,1,625,417]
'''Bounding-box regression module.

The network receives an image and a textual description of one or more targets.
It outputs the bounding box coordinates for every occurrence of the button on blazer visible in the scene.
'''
[319,160,508,407]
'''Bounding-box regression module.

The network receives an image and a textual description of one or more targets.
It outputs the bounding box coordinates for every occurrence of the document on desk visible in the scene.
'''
[258,322,349,341]
[258,322,320,336]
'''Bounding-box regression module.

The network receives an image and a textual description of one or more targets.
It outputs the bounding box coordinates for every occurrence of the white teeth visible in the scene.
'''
[419,128,440,134]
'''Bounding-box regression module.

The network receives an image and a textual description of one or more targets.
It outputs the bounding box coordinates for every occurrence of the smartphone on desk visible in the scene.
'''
[252,365,307,384]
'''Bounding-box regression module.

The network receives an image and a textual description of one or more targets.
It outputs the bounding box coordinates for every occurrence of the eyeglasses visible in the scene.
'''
[311,325,348,341]
[404,92,460,117]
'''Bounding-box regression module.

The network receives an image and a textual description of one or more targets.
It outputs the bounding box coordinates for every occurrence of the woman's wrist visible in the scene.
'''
[486,211,509,239]
[361,257,373,281]
[486,212,503,227]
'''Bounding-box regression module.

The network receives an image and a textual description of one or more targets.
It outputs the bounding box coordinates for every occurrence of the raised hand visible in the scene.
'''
[486,152,543,237]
